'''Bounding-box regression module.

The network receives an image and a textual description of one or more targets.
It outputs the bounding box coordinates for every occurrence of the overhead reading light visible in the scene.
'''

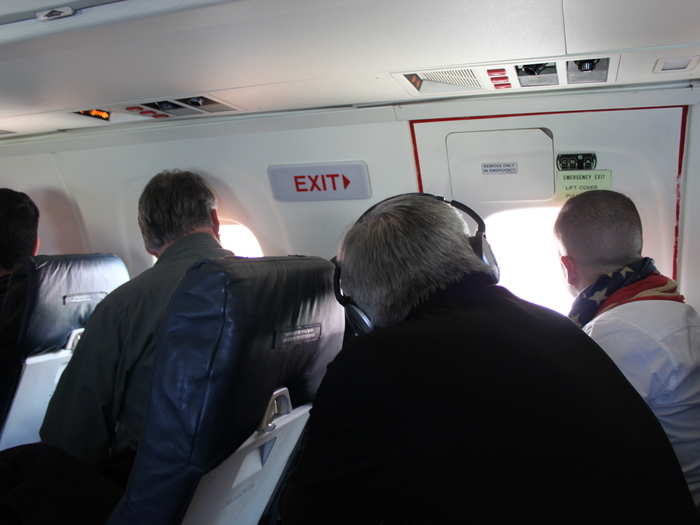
[574,59,600,72]
[75,109,111,121]
[566,58,610,84]
[515,62,558,87]
[176,96,235,113]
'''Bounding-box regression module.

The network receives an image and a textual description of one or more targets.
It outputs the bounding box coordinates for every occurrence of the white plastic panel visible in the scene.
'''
[447,128,554,202]
[564,0,700,54]
[0,350,73,450]
[182,404,310,525]
[617,47,700,86]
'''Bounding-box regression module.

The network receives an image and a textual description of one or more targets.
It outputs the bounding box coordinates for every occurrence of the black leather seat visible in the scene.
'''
[108,255,344,525]
[0,253,129,443]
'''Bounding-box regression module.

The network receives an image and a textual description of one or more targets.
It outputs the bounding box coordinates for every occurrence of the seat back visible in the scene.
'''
[108,256,344,525]
[0,254,129,441]
[19,254,130,357]
[182,388,310,525]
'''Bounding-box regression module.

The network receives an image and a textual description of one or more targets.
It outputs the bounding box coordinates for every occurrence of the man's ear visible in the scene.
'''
[210,209,220,240]
[560,255,578,288]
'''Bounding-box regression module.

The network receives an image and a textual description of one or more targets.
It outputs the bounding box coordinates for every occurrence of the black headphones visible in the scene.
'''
[333,192,499,335]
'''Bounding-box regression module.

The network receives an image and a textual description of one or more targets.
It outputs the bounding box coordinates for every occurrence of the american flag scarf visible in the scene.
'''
[568,257,685,328]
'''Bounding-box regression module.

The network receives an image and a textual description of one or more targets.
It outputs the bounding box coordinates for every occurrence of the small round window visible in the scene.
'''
[218,222,263,257]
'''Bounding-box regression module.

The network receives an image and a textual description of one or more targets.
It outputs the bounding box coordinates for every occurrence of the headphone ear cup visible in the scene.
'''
[468,235,484,259]
[332,257,375,335]
[345,303,374,336]
[480,236,500,283]
[468,234,500,283]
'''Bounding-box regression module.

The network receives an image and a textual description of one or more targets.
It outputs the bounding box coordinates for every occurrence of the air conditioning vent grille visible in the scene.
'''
[419,68,481,89]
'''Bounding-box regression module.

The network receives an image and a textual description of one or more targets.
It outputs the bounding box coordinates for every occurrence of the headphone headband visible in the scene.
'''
[356,192,485,232]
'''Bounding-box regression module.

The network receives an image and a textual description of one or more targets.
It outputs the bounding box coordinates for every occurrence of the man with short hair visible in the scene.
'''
[41,170,232,467]
[0,189,40,424]
[282,193,696,523]
[554,189,700,505]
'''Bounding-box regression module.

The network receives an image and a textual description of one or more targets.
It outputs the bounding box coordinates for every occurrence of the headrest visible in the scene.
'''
[18,253,129,356]
[108,255,344,525]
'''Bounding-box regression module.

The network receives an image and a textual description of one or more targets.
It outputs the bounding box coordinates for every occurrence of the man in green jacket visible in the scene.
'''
[41,170,232,468]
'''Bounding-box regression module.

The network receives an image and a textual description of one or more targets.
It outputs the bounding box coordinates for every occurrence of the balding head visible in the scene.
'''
[554,190,642,291]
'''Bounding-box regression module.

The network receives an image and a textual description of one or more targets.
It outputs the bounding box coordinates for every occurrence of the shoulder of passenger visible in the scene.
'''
[584,309,664,346]
[94,267,157,308]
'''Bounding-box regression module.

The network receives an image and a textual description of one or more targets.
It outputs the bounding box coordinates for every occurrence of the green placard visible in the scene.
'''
[555,169,612,200]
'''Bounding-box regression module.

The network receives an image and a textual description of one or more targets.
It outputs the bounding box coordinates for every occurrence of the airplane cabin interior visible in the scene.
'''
[2,0,700,523]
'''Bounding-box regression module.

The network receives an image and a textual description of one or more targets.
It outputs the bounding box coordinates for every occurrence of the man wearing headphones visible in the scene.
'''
[282,193,695,523]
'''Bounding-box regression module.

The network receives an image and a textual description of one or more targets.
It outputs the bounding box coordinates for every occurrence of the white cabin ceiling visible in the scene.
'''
[0,1,233,42]
[0,0,699,138]
[564,0,700,53]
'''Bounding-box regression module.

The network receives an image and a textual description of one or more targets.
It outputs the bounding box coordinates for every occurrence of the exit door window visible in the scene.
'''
[485,206,572,315]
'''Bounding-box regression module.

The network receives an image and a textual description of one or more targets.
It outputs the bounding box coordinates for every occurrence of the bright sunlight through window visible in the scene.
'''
[485,207,572,315]
[219,223,263,257]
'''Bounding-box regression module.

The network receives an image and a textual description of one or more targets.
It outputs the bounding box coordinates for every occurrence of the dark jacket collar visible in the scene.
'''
[408,271,500,319]
[155,232,224,266]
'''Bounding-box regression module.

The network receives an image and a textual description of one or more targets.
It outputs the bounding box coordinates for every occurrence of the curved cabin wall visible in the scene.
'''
[0,153,90,256]
[0,87,699,311]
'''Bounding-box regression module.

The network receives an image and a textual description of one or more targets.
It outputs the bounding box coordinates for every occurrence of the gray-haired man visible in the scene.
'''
[41,170,232,466]
[283,193,696,523]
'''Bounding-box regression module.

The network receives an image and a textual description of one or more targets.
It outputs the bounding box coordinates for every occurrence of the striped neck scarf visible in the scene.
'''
[568,257,685,328]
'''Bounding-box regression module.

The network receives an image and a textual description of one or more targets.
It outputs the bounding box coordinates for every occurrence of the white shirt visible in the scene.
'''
[584,300,700,505]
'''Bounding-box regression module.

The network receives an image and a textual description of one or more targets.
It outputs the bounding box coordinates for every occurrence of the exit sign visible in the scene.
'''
[268,161,372,201]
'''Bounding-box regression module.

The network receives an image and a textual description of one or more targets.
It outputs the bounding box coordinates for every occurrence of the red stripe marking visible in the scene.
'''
[409,105,684,126]
[408,105,688,274]
[408,120,423,192]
